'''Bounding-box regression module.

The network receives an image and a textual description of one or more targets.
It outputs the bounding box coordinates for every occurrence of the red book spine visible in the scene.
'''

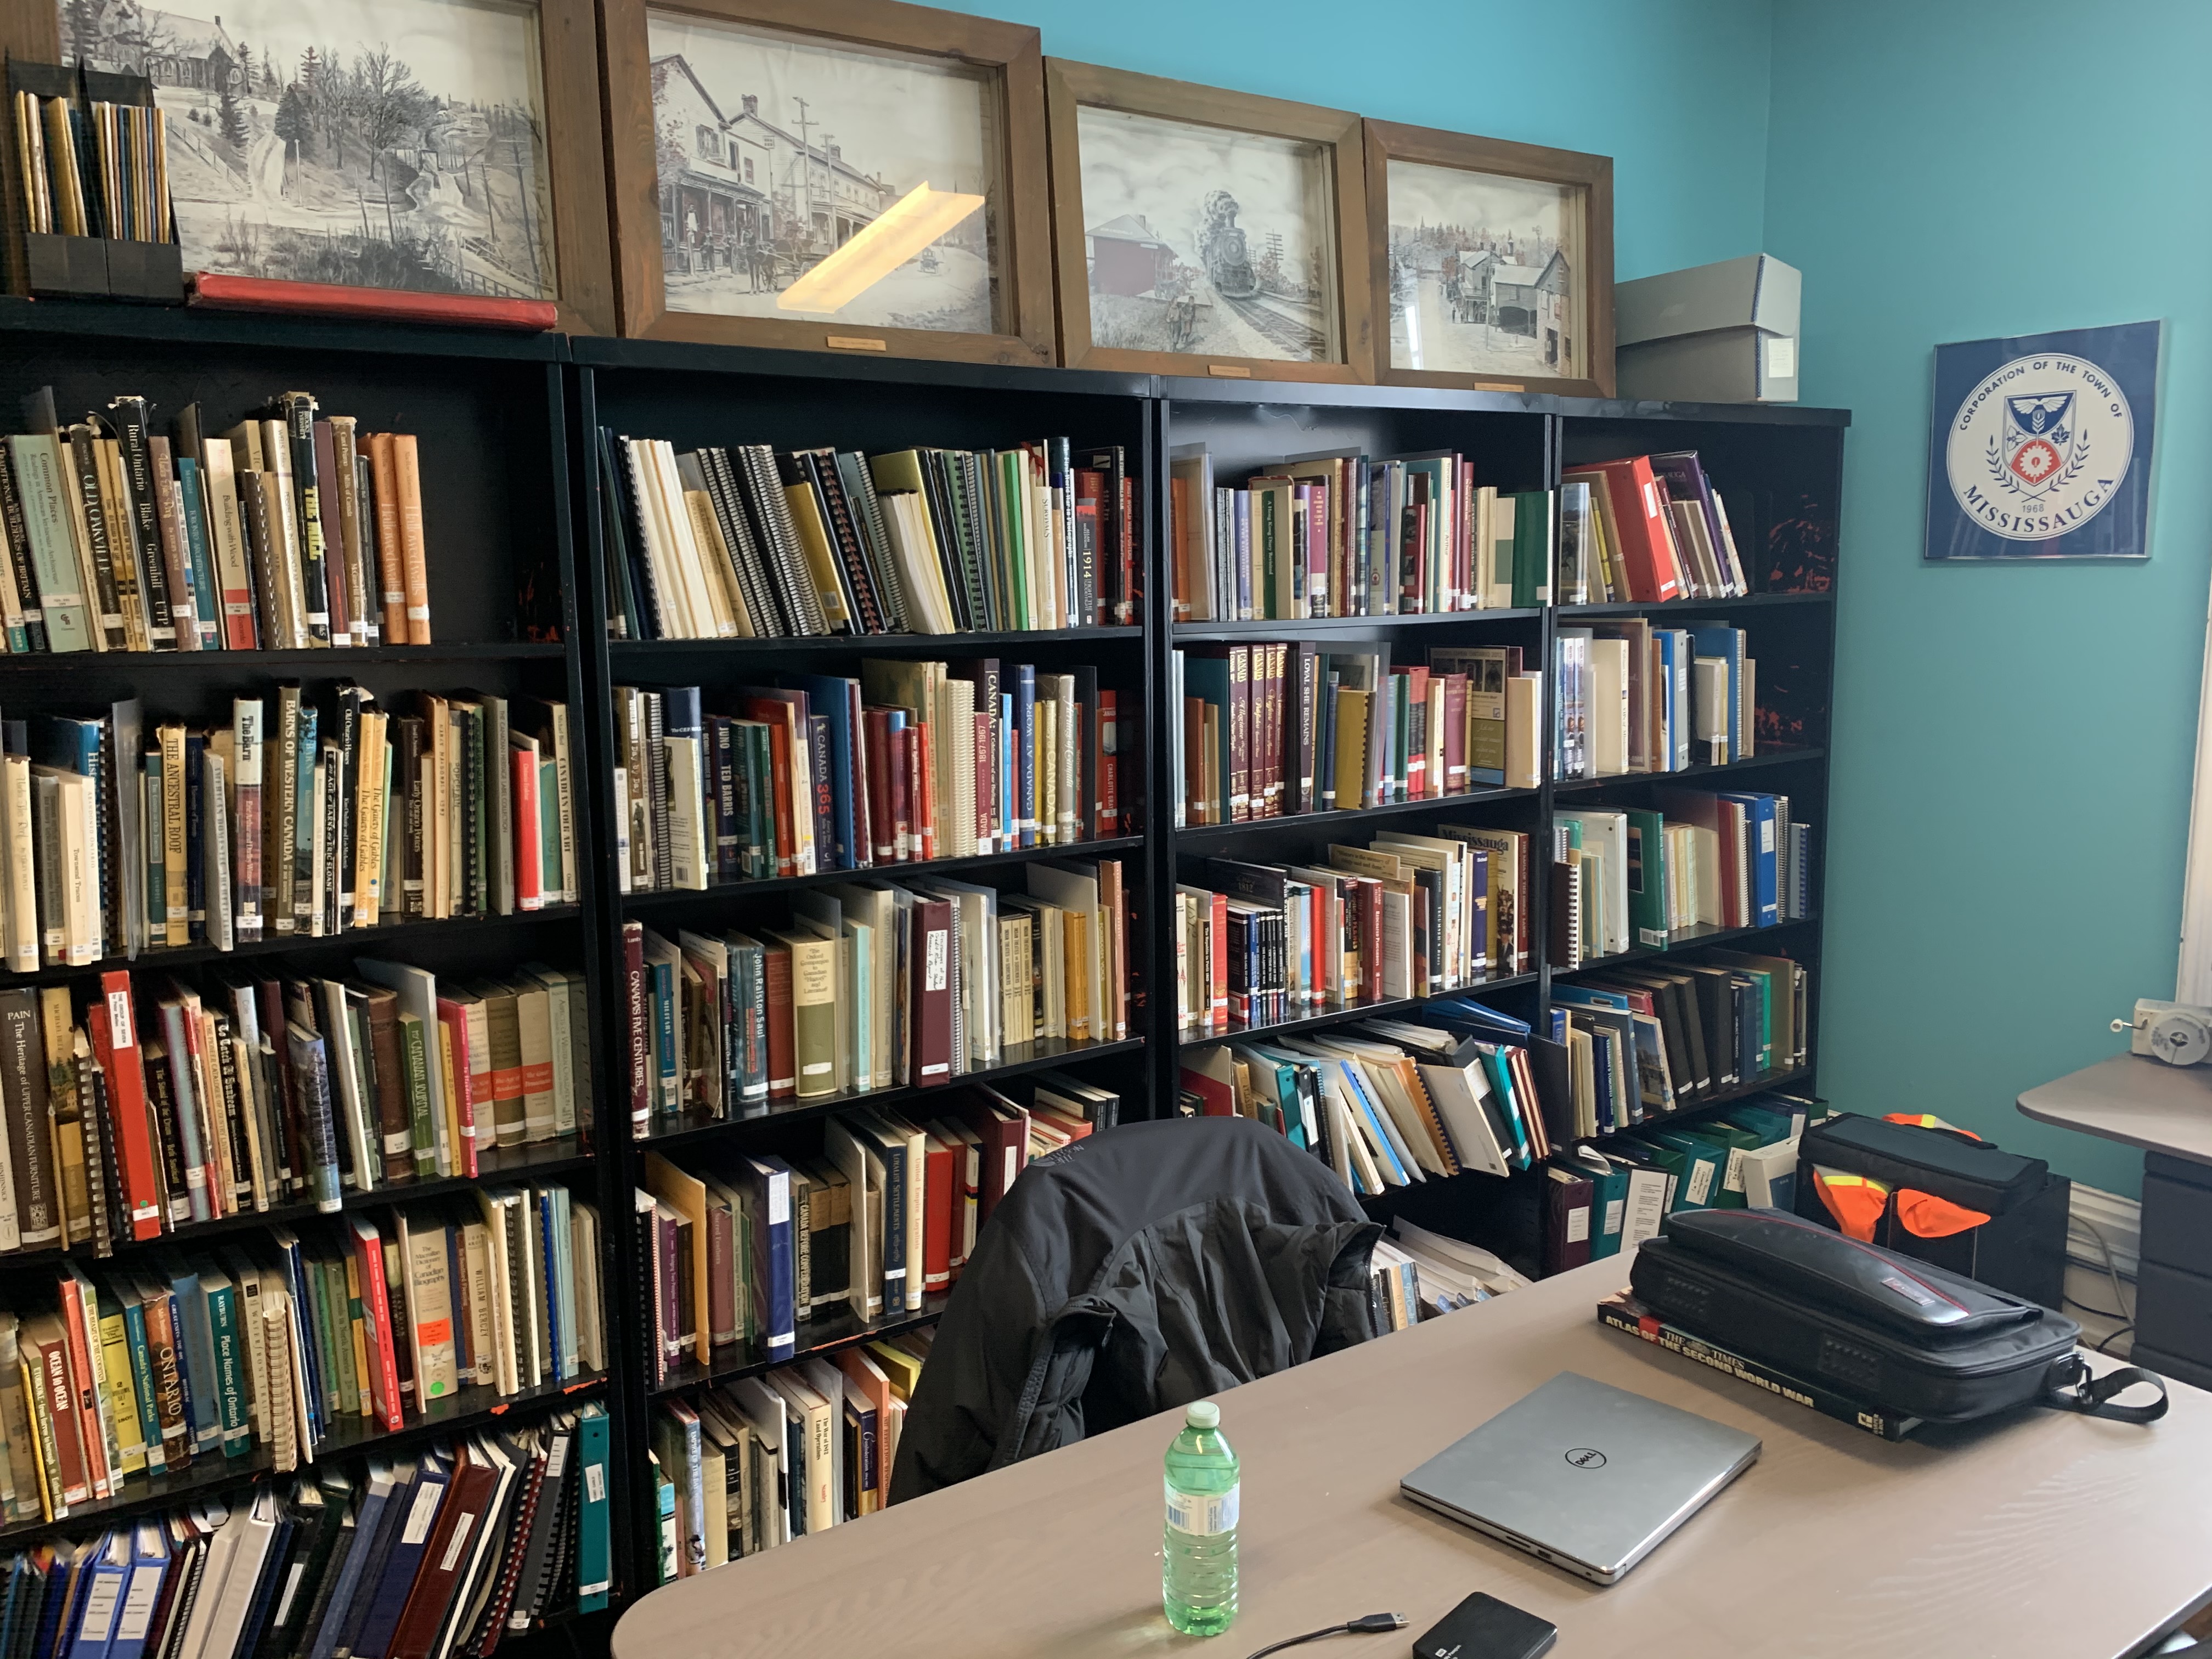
[36,1327,90,1506]
[921,1142,954,1292]
[1209,891,1229,1032]
[764,943,795,1101]
[1594,458,1683,602]
[765,718,795,877]
[623,922,650,1135]
[55,1277,111,1498]
[913,899,953,1086]
[864,709,897,862]
[1307,482,1328,618]
[915,718,936,862]
[353,1221,405,1429]
[511,748,542,911]
[888,722,912,861]
[1119,475,1138,623]
[1098,690,1119,837]
[1073,483,1102,625]
[1442,674,1468,795]
[436,1001,479,1178]
[972,712,992,852]
[847,685,873,869]
[1406,667,1429,799]
[92,974,164,1240]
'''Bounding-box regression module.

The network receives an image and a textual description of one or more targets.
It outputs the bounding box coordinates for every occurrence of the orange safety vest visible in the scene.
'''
[1812,1167,1891,1241]
[1878,1115,1995,1237]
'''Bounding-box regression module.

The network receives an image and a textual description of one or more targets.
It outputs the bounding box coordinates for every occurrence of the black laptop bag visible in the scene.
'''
[1630,1207,2165,1425]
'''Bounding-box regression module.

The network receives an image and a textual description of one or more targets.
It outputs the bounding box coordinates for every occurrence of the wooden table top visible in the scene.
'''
[614,1251,2212,1659]
[2019,1052,2212,1166]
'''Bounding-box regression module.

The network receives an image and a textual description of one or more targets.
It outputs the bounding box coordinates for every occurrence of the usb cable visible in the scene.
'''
[1245,1613,1408,1658]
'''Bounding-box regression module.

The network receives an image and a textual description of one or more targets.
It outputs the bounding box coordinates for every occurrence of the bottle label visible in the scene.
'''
[1165,1479,1239,1537]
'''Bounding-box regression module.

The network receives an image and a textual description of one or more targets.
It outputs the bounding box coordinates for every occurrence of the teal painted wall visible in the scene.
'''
[941,0,1776,283]
[1764,0,2212,1197]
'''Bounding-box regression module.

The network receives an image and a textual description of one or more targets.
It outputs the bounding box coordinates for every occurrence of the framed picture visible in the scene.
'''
[6,0,616,330]
[1044,60,1371,383]
[1924,320,2162,562]
[1363,120,1613,397]
[598,0,1054,365]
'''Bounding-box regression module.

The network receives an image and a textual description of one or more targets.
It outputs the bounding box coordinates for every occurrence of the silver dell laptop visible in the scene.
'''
[1401,1371,1760,1585]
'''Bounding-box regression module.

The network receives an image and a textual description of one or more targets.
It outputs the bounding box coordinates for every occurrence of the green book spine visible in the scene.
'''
[998,452,1029,631]
[399,1015,435,1177]
[323,1257,358,1418]
[207,1283,250,1455]
[539,757,562,902]
[119,1295,165,1474]
[304,1255,340,1421]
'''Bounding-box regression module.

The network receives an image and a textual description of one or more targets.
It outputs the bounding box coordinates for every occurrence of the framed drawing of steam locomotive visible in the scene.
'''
[1042,60,1372,383]
[1364,119,1615,398]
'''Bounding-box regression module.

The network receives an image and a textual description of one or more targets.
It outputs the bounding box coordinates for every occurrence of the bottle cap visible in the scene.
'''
[1185,1401,1220,1430]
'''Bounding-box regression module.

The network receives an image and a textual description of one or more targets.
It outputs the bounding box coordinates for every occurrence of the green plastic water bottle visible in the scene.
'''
[1163,1400,1239,1635]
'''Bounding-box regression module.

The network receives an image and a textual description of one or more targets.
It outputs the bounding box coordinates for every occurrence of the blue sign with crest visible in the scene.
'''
[1925,320,2162,560]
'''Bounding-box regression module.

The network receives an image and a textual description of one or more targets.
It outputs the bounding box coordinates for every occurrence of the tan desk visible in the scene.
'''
[614,1252,2212,1659]
[2019,1052,2212,1166]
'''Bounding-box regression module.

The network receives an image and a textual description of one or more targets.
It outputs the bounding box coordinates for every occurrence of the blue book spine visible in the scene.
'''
[175,458,219,651]
[789,676,858,871]
[575,1406,611,1612]
[66,1536,127,1659]
[1588,1029,1616,1134]
[537,1190,567,1381]
[1013,665,1037,848]
[277,1241,324,1443]
[749,1156,794,1360]
[293,709,317,932]
[309,1480,387,1659]
[649,955,678,1112]
[109,1525,167,1659]
[350,1455,445,1659]
[1334,1061,1407,1184]
[1717,793,1780,926]
[162,1263,218,1451]
[710,718,738,882]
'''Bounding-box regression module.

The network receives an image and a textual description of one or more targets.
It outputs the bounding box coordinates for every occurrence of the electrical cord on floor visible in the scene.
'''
[1245,1613,1408,1658]
[2096,1324,2137,1357]
[2064,1216,2135,1322]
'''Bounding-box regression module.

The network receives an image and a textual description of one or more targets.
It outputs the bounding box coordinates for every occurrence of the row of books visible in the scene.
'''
[1372,1215,1534,1327]
[1170,642,1542,833]
[1552,950,1812,1137]
[0,961,586,1256]
[613,662,1125,893]
[2,387,436,655]
[1555,618,1756,781]
[1532,1094,1810,1276]
[1548,791,1811,973]
[1173,832,1532,1039]
[601,431,1136,640]
[0,1190,601,1527]
[2,687,575,971]
[1558,450,1752,606]
[1167,444,1550,620]
[635,1074,1115,1379]
[650,1331,930,1581]
[1181,997,1551,1198]
[11,81,170,245]
[0,1408,612,1659]
[621,856,1131,1129]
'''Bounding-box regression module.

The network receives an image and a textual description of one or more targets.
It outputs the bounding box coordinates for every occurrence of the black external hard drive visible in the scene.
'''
[1410,1592,1559,1659]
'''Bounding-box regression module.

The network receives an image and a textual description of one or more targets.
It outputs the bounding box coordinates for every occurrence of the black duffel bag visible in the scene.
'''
[1630,1207,2166,1425]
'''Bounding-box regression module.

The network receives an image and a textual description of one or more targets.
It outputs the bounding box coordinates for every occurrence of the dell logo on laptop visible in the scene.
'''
[1564,1447,1607,1470]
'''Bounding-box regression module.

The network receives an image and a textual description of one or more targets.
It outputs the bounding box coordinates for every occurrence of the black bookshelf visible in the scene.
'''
[0,307,1845,1629]
[0,300,616,1659]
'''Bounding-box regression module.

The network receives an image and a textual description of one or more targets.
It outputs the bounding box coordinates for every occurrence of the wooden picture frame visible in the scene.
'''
[599,0,1054,365]
[1044,59,1372,384]
[1364,119,1613,398]
[0,0,617,331]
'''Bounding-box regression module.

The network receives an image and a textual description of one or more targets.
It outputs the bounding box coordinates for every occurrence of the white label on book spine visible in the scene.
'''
[439,1513,477,1573]
[77,1576,121,1641]
[118,1567,164,1639]
[1603,1199,1624,1237]
[549,1436,571,1477]
[926,930,948,992]
[1164,1479,1238,1537]
[1003,1148,1018,1192]
[1567,1207,1590,1244]
[402,1480,443,1544]
[1685,1161,1715,1206]
[585,1464,606,1502]
[767,1173,789,1227]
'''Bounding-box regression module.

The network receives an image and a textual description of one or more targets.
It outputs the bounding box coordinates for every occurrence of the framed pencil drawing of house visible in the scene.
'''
[1364,119,1613,397]
[5,0,616,329]
[600,0,1054,364]
[1045,59,1372,383]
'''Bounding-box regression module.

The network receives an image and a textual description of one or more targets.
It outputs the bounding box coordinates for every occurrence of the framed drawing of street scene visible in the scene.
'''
[4,0,616,329]
[1043,60,1371,383]
[599,0,1054,364]
[1364,119,1613,397]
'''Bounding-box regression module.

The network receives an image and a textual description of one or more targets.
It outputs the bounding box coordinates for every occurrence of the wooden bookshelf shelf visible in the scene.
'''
[1171,608,1543,640]
[1177,975,1539,1049]
[620,838,1146,910]
[607,626,1144,659]
[652,1296,950,1399]
[1173,788,1536,845]
[1557,588,1833,617]
[0,1370,606,1545]
[635,1036,1148,1150]
[1551,747,1825,794]
[0,905,584,988]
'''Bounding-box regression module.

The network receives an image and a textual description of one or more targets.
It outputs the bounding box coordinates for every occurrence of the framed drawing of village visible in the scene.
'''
[2,0,616,329]
[1364,120,1613,397]
[1044,60,1371,383]
[599,0,1054,364]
